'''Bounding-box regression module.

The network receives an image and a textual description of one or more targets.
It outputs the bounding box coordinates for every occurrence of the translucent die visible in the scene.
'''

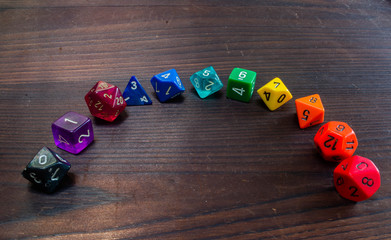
[85,81,126,122]
[52,111,94,154]
[190,66,223,98]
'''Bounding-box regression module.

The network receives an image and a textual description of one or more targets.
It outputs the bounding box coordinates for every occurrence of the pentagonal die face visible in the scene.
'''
[21,147,71,193]
[85,81,126,122]
[334,156,381,202]
[314,121,358,162]
[52,112,94,154]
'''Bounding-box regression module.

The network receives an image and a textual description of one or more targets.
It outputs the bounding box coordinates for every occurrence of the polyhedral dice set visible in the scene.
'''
[22,66,381,201]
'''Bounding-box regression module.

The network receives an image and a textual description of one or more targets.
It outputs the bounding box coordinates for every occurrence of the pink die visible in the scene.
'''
[85,81,126,122]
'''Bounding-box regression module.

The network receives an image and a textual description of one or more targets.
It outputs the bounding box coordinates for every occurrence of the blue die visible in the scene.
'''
[123,76,152,106]
[150,69,185,102]
[190,66,223,98]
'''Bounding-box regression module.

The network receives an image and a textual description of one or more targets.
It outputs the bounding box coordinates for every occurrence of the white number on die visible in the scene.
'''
[233,87,245,96]
[238,71,247,80]
[131,81,137,90]
[78,129,91,143]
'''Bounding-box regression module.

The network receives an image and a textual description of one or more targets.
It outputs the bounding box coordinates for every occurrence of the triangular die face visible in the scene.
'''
[162,81,182,95]
[157,69,178,82]
[95,81,115,92]
[296,101,324,128]
[155,80,184,102]
[296,94,324,110]
[123,76,152,106]
[264,78,288,91]
[173,75,185,90]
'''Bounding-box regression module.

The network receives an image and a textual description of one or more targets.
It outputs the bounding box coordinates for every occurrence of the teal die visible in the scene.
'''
[190,66,223,98]
[226,68,257,102]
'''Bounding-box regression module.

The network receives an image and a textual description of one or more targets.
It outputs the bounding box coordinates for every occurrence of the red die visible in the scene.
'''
[314,121,358,162]
[334,155,381,202]
[85,81,126,122]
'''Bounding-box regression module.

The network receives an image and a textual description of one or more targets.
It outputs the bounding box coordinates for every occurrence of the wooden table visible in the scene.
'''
[1,1,390,239]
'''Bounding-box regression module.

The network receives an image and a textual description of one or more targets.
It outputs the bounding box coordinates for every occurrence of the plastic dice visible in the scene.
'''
[22,147,71,193]
[314,121,358,162]
[51,111,94,154]
[85,81,126,122]
[295,94,325,129]
[334,155,381,201]
[150,69,185,102]
[226,68,256,102]
[190,66,223,98]
[257,77,292,111]
[123,76,152,106]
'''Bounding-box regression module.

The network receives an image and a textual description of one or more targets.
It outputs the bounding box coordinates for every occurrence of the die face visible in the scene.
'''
[334,156,381,201]
[123,76,152,106]
[190,66,223,98]
[95,81,115,92]
[151,69,185,102]
[226,68,256,102]
[85,81,126,122]
[52,112,94,154]
[295,94,325,128]
[22,147,71,193]
[347,156,381,198]
[314,121,358,162]
[257,78,292,111]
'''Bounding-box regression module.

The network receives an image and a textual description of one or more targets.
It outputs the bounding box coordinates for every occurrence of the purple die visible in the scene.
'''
[51,111,94,154]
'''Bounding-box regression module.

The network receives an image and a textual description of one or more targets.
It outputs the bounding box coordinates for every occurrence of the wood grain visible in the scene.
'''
[1,1,391,239]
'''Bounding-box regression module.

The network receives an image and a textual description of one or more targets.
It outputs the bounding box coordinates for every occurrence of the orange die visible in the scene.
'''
[314,121,358,162]
[295,94,325,129]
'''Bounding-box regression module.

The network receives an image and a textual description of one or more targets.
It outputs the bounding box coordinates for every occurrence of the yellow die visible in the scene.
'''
[257,77,292,111]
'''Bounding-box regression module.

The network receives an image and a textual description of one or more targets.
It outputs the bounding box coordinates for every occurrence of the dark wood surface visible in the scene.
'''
[1,1,391,239]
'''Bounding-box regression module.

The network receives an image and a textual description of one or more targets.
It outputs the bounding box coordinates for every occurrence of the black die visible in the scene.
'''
[22,147,71,193]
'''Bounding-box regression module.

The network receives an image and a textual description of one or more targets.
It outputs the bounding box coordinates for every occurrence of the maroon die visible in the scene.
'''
[52,111,94,154]
[85,81,126,122]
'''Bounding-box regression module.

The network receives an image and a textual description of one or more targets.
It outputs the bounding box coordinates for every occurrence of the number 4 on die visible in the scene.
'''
[123,76,152,106]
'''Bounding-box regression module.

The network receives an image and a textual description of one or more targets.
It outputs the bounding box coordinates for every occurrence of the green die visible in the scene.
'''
[226,68,257,102]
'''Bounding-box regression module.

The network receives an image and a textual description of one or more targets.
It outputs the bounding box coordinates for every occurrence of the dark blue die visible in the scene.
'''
[150,69,185,102]
[123,76,152,106]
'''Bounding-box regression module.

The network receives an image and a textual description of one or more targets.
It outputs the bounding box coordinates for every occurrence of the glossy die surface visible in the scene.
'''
[314,121,358,162]
[51,111,94,154]
[22,147,71,193]
[334,155,381,202]
[257,77,292,111]
[85,81,126,122]
[190,66,223,98]
[295,94,325,129]
[123,76,152,106]
[150,69,185,102]
[226,68,256,102]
